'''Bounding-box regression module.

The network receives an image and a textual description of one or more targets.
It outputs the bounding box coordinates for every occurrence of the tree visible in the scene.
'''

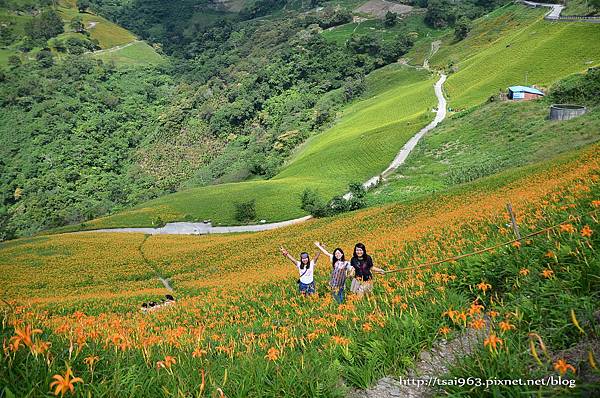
[36,49,54,67]
[25,9,64,43]
[454,16,472,41]
[8,55,21,68]
[300,189,328,217]
[425,0,454,28]
[384,11,398,27]
[77,0,91,13]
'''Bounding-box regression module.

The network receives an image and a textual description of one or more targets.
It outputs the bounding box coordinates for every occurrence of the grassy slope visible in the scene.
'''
[428,4,600,108]
[367,100,600,206]
[364,3,600,205]
[53,65,436,230]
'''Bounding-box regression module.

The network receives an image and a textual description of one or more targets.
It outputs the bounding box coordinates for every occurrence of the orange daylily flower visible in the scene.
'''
[192,347,207,358]
[265,347,279,361]
[439,326,451,336]
[545,250,555,258]
[84,356,99,367]
[362,323,373,332]
[511,241,521,249]
[484,334,503,352]
[519,268,530,276]
[554,359,576,375]
[469,318,485,330]
[560,224,576,233]
[9,324,42,352]
[581,225,593,237]
[541,269,554,279]
[156,356,177,369]
[477,282,491,292]
[499,321,515,332]
[49,365,83,396]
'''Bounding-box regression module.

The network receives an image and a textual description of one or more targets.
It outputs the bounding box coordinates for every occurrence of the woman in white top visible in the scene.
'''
[280,246,320,295]
[314,241,354,303]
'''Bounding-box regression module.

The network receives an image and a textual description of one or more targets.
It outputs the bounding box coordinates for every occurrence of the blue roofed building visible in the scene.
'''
[508,86,545,101]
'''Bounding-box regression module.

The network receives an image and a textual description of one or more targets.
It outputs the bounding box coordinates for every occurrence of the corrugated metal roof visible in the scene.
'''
[508,86,545,96]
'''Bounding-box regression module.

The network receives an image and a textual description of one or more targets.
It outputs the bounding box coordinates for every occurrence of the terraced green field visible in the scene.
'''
[428,4,600,108]
[53,65,437,230]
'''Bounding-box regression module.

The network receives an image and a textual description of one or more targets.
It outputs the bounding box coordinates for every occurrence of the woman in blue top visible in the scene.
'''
[280,246,320,295]
[314,241,354,303]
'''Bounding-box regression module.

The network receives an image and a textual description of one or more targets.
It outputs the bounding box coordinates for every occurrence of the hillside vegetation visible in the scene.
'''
[64,2,600,231]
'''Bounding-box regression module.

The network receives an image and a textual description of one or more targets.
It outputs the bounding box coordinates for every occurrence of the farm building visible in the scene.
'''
[507,86,545,101]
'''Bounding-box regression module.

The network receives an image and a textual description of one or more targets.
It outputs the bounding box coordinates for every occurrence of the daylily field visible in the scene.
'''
[1,144,599,396]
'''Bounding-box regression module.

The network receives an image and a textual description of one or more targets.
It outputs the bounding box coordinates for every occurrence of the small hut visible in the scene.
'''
[507,86,544,101]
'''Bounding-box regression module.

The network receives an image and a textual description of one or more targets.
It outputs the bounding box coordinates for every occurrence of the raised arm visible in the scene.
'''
[280,246,298,266]
[314,241,332,258]
[313,250,321,264]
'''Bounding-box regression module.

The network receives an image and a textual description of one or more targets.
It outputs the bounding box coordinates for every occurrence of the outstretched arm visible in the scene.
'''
[280,246,298,265]
[314,241,332,258]
[313,250,321,264]
[372,265,386,275]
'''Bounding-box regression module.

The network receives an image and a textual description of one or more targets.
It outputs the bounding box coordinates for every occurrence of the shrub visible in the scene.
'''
[300,189,329,217]
[550,67,600,106]
[234,199,256,222]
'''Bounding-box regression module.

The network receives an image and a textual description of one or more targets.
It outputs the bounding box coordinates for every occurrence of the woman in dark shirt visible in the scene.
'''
[350,243,386,297]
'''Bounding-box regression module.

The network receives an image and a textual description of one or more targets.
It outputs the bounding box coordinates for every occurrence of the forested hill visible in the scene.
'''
[0,0,510,240]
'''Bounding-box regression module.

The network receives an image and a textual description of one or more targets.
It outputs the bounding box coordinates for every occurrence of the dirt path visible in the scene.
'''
[88,40,141,55]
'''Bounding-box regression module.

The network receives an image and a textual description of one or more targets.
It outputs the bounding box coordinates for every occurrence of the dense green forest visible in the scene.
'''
[1,0,511,239]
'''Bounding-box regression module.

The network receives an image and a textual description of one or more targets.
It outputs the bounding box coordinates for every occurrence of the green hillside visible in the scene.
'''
[57,65,437,230]
[366,98,600,206]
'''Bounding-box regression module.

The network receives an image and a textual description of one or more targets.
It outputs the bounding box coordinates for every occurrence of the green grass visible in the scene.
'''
[92,41,164,66]
[50,64,437,231]
[428,4,600,109]
[366,100,600,206]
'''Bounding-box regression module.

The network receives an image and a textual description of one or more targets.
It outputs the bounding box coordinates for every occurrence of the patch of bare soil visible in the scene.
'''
[355,0,413,19]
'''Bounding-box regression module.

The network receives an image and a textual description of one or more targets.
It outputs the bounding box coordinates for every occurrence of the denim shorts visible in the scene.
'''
[299,281,315,295]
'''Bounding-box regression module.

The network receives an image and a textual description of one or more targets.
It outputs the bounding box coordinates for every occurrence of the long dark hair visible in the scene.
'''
[353,243,367,259]
[332,248,345,266]
[299,252,310,270]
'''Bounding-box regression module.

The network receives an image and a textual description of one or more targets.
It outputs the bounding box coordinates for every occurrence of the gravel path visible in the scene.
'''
[359,40,446,192]
[348,321,490,398]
